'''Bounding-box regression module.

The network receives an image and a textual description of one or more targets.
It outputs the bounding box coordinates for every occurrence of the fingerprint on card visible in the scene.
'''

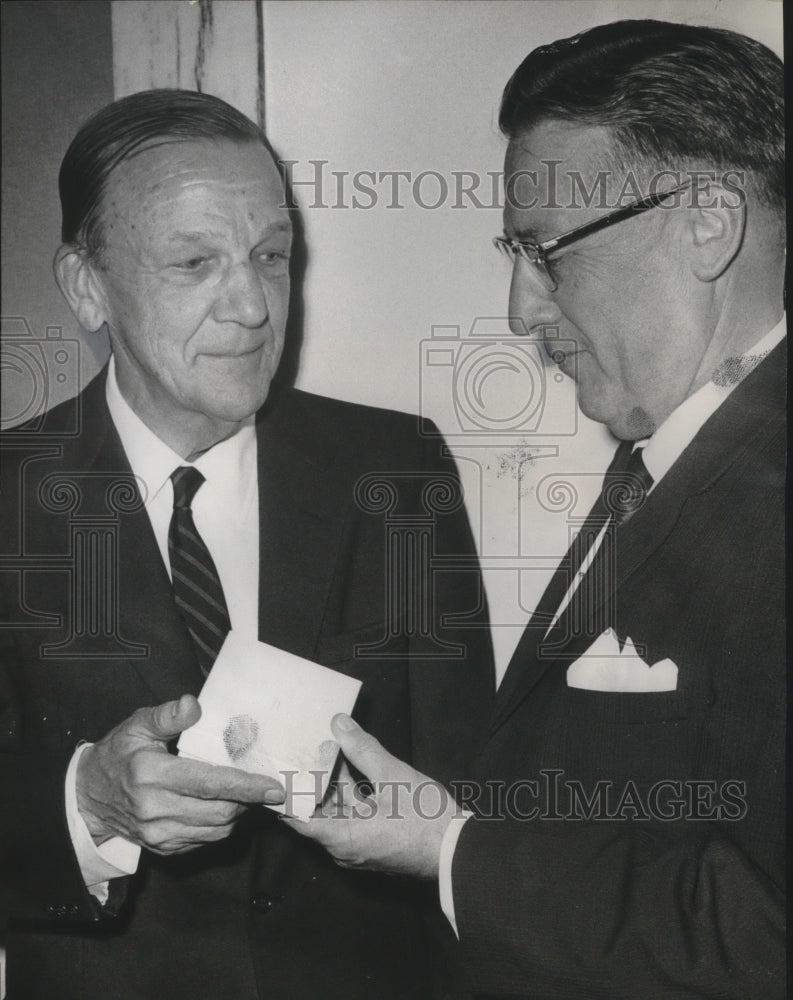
[223,714,259,762]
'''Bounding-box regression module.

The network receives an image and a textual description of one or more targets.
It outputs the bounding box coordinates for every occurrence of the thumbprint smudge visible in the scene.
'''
[711,352,766,388]
[627,406,655,437]
[223,714,259,762]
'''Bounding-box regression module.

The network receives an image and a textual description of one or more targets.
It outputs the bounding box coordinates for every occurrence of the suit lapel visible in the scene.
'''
[488,465,683,738]
[38,377,358,703]
[109,454,206,703]
[254,387,348,659]
[593,338,785,628]
[488,340,786,739]
[55,371,205,702]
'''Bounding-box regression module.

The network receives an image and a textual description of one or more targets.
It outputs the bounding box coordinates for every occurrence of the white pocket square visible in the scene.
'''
[566,631,678,693]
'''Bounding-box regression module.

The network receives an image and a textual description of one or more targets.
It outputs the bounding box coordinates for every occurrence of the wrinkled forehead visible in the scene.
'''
[503,120,627,234]
[505,120,619,186]
[101,137,288,226]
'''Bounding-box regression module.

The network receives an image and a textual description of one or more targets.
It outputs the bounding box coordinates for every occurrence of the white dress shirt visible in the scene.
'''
[66,356,260,901]
[439,316,786,935]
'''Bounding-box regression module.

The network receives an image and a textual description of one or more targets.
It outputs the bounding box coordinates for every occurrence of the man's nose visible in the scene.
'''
[508,260,560,336]
[214,262,269,328]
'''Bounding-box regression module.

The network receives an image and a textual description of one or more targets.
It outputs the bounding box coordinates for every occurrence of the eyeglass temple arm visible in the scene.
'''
[539,184,689,255]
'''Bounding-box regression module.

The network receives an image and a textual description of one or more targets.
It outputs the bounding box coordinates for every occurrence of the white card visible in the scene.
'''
[177,631,362,821]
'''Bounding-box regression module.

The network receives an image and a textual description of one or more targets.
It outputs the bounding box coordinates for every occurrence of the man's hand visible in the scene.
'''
[283,714,460,880]
[76,694,284,855]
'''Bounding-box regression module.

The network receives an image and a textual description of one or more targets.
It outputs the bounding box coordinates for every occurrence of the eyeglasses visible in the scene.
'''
[493,184,688,292]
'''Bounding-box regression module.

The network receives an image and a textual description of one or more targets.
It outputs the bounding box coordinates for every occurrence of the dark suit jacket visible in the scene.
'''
[451,340,786,999]
[0,370,494,999]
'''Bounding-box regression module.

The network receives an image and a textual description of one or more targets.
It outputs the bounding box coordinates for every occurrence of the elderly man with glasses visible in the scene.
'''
[290,19,786,999]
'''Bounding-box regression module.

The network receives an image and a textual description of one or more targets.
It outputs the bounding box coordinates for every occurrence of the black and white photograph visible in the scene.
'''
[1,1,785,997]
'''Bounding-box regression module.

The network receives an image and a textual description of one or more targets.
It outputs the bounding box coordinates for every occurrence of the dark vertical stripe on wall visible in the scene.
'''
[1,0,114,420]
[256,0,266,132]
[195,0,214,93]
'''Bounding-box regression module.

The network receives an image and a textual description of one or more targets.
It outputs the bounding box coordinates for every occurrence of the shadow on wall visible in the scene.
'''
[273,142,307,390]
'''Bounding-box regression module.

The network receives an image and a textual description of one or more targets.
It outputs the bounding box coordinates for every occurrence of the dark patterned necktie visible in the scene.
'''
[494,443,654,711]
[524,442,654,637]
[168,466,231,675]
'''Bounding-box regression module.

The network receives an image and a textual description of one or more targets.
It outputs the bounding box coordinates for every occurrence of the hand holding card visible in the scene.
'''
[177,631,362,821]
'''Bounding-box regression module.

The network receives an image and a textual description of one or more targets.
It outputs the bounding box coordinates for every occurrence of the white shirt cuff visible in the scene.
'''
[438,810,473,939]
[65,743,141,904]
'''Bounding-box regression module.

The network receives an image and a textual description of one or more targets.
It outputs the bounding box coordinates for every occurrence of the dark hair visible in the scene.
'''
[499,20,785,207]
[59,89,268,257]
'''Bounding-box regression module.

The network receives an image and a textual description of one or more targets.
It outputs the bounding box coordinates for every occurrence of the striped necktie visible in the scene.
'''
[168,466,231,675]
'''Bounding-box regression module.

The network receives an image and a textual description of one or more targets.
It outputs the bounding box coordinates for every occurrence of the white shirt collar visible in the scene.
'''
[104,354,256,506]
[640,315,785,485]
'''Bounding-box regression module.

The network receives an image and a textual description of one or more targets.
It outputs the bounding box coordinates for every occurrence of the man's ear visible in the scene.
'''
[687,183,746,282]
[53,245,109,333]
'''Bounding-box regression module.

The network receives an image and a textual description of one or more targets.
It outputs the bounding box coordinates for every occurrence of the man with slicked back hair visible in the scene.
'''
[0,89,493,1000]
[289,21,785,999]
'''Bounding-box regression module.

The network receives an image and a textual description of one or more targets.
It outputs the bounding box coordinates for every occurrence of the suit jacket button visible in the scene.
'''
[251,893,273,914]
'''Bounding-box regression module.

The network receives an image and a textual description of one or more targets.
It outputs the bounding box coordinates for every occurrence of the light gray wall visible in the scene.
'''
[263,0,783,414]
